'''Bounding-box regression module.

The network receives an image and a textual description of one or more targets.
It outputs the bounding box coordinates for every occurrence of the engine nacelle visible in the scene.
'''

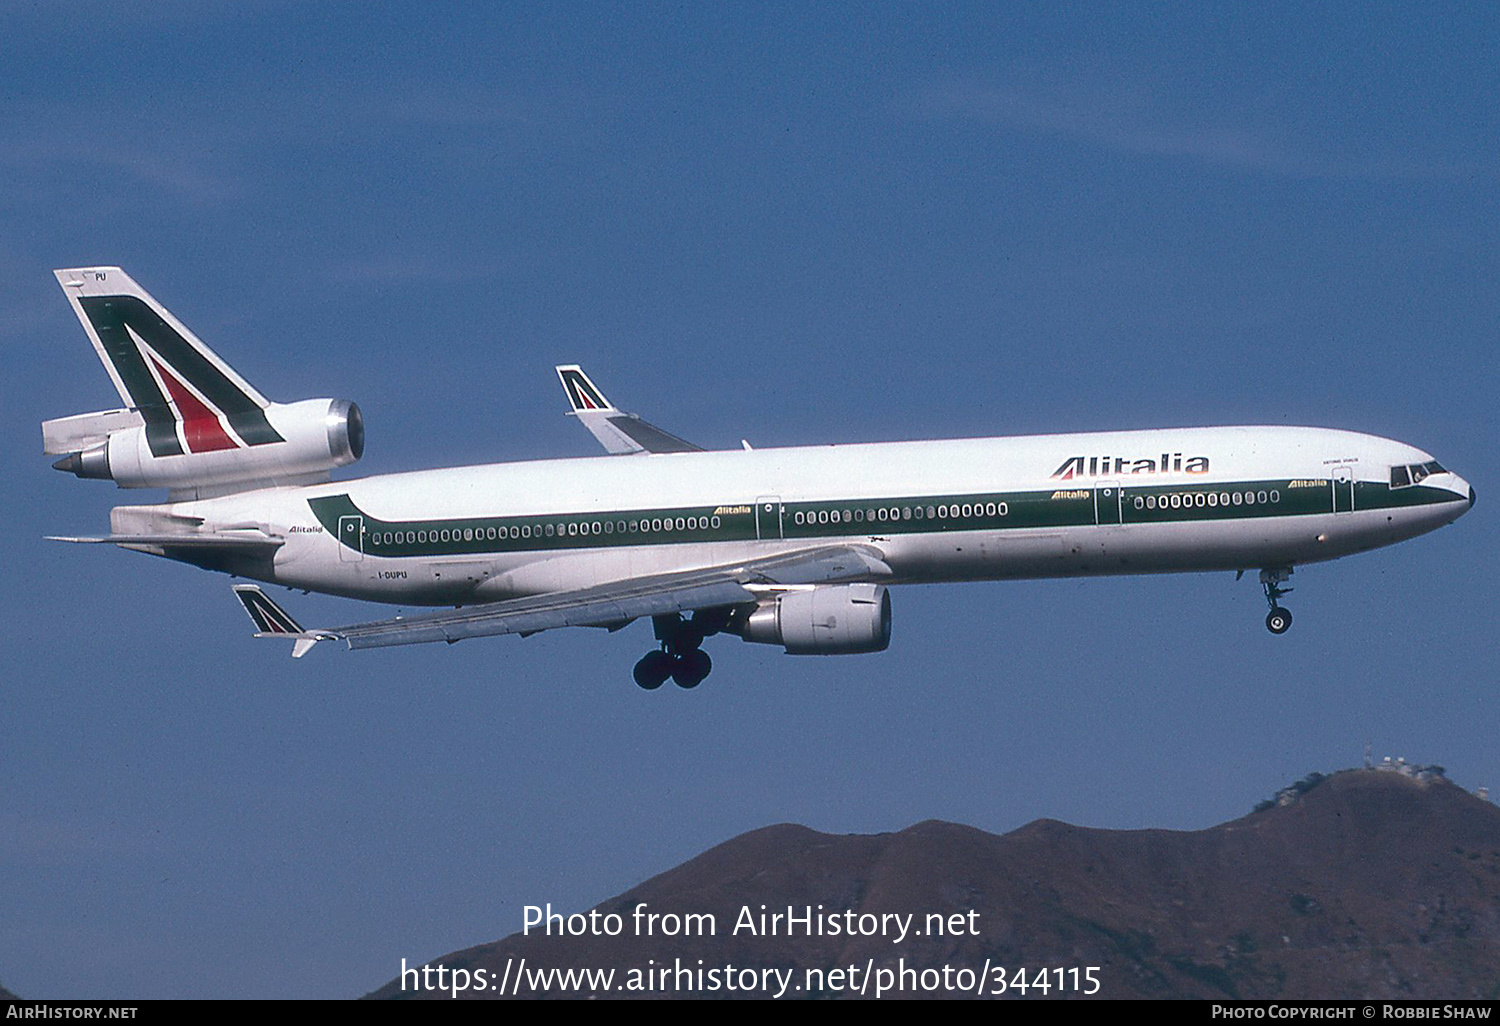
[738,583,892,655]
[52,398,363,491]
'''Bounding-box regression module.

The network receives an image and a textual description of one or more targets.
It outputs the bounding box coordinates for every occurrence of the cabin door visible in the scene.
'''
[755,497,784,540]
[338,515,365,561]
[1095,481,1122,525]
[1332,467,1354,514]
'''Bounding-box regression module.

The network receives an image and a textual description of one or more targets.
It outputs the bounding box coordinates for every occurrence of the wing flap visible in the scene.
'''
[735,545,892,586]
[340,579,755,650]
[603,414,701,454]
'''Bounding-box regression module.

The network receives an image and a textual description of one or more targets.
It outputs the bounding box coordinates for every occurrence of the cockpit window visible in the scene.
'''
[1392,461,1447,488]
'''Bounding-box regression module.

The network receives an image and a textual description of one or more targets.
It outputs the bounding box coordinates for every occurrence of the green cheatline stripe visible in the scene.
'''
[308,479,1462,559]
[80,296,284,449]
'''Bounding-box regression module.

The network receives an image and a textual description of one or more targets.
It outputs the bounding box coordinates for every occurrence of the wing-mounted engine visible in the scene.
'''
[734,583,892,654]
[47,397,363,493]
[42,267,363,497]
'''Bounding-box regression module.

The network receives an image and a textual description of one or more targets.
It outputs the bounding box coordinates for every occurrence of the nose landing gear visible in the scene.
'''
[1260,567,1294,635]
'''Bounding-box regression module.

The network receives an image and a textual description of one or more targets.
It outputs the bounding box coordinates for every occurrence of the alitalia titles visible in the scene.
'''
[1052,453,1211,480]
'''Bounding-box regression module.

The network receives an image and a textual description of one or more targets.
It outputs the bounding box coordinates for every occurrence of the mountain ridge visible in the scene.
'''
[368,770,1500,999]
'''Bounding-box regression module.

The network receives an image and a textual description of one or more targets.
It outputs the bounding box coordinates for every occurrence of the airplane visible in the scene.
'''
[43,267,1476,689]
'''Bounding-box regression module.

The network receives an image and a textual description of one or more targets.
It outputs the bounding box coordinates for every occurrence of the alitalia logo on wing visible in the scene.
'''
[1051,454,1211,480]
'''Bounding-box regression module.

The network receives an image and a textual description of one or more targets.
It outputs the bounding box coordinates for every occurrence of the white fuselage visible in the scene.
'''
[137,425,1472,606]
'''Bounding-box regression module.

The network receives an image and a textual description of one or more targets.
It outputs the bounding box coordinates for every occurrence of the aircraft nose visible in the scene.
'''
[1448,473,1474,515]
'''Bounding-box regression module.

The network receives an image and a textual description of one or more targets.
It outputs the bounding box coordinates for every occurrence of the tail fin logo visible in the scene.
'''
[65,275,284,457]
[233,585,305,635]
[556,366,613,412]
[146,352,239,453]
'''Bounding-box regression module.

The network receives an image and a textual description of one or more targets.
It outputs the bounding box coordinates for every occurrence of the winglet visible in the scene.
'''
[231,584,337,657]
[555,365,617,413]
[554,365,703,455]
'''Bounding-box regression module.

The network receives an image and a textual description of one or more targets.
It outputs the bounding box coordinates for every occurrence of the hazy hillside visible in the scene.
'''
[368,770,1500,999]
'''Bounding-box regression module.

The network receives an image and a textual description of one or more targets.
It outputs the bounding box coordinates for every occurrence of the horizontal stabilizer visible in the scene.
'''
[49,531,283,552]
[42,408,144,455]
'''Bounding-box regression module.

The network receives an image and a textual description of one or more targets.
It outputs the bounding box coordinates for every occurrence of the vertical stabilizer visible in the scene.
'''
[54,267,282,458]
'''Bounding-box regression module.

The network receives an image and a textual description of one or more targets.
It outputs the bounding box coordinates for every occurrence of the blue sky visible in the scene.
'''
[2,2,1495,999]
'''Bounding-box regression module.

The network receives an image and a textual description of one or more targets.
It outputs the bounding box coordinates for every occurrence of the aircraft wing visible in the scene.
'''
[555,365,703,455]
[330,543,891,650]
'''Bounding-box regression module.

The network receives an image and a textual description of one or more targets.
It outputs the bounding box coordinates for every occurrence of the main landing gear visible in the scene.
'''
[632,610,733,690]
[1260,567,1294,635]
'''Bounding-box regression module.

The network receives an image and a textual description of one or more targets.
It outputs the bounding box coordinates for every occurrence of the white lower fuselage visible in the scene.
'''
[141,425,1473,606]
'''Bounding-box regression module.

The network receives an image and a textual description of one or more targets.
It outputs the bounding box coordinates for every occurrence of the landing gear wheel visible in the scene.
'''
[633,650,674,690]
[673,649,712,689]
[1257,568,1295,635]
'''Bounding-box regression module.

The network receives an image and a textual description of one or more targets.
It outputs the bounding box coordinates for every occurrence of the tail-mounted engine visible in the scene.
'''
[735,583,892,654]
[43,266,364,497]
[47,398,363,493]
